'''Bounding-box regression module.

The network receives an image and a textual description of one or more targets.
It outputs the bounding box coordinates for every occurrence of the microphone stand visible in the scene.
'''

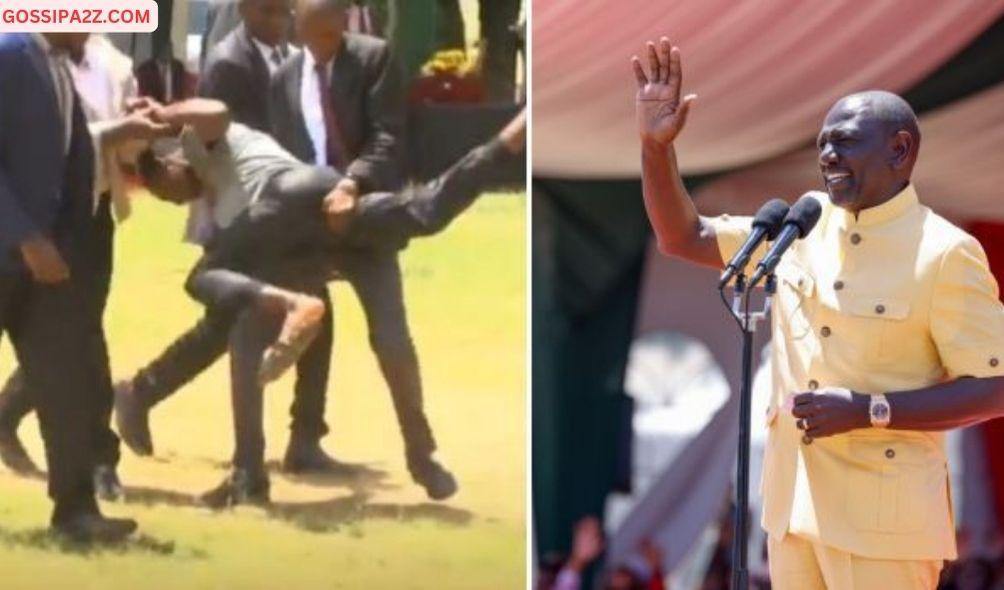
[721,273,775,590]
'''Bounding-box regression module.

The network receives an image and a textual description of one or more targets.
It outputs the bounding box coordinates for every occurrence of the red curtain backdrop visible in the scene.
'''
[533,0,1004,177]
[690,82,1004,223]
[969,222,1004,535]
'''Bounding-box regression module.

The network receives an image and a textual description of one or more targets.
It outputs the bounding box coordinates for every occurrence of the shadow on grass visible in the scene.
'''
[0,526,206,559]
[266,459,394,495]
[266,492,474,534]
[10,466,469,540]
[120,459,392,510]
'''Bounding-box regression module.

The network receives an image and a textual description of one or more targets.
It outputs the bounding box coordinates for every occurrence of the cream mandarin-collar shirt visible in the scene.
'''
[710,184,1004,561]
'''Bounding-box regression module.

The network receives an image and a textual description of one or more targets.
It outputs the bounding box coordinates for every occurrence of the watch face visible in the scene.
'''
[873,404,889,420]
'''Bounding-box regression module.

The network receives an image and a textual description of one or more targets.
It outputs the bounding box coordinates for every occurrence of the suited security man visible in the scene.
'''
[0,35,140,502]
[0,32,136,542]
[269,0,454,498]
[115,0,348,478]
[198,0,291,132]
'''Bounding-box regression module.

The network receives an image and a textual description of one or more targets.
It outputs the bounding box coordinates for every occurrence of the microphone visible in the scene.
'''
[718,199,789,289]
[748,194,823,288]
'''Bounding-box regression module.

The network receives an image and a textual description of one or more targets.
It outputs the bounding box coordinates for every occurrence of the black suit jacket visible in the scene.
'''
[198,23,274,132]
[268,34,404,192]
[0,33,94,271]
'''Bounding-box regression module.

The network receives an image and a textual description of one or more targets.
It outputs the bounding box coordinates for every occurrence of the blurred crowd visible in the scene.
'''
[540,512,1004,590]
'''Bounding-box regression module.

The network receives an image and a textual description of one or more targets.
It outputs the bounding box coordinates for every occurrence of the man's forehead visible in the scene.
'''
[821,98,880,132]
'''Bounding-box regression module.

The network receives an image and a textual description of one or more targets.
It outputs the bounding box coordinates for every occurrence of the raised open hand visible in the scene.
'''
[632,37,696,146]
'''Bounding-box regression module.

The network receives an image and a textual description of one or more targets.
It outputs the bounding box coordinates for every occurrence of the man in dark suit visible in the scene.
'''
[0,32,137,541]
[268,0,453,498]
[198,0,291,132]
[269,0,402,196]
[200,0,243,68]
[115,0,348,481]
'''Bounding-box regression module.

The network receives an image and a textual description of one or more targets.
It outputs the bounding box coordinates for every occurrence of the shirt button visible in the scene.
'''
[885,448,896,459]
[820,326,832,337]
[991,357,1000,368]
[808,380,819,390]
[834,280,845,291]
[875,304,886,315]
[850,233,862,245]
[802,435,813,445]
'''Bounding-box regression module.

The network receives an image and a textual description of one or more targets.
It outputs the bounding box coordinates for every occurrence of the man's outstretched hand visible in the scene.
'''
[632,37,696,146]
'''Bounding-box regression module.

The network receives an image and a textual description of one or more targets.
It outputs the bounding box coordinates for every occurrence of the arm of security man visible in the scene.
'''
[633,37,718,268]
[793,236,1004,438]
[126,97,231,144]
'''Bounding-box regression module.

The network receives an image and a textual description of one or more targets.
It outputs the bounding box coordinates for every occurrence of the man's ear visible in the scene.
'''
[889,130,914,170]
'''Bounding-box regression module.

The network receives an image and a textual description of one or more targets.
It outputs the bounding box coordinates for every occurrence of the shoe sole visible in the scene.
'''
[257,321,322,386]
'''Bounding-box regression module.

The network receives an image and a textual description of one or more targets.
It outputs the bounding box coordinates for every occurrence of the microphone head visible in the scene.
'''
[751,198,790,240]
[784,194,823,238]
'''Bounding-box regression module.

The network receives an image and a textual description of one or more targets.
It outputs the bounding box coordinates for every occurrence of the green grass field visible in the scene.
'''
[0,191,526,589]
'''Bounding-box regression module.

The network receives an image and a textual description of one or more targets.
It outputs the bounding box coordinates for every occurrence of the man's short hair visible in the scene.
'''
[296,0,350,16]
[851,90,922,151]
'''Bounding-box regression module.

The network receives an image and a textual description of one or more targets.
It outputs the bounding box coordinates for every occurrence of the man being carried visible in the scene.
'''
[117,97,525,504]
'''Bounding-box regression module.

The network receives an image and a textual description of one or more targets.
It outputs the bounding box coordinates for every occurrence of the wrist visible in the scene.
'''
[641,136,671,153]
[866,393,891,428]
[852,392,871,429]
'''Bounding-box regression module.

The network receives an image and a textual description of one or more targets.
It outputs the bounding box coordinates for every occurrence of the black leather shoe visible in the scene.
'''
[51,513,137,544]
[0,426,38,475]
[282,438,356,475]
[200,469,270,509]
[114,380,154,456]
[409,455,458,501]
[94,464,124,502]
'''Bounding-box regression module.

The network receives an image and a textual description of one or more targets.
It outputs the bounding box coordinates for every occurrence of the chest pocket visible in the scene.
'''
[829,295,911,366]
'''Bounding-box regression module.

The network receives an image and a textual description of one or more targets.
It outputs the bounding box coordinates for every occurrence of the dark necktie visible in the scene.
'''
[314,62,346,170]
[270,48,283,68]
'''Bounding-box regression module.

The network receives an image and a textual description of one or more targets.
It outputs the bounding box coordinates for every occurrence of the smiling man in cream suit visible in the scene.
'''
[632,37,1004,589]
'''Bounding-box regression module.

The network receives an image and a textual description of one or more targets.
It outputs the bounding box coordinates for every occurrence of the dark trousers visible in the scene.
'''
[132,285,334,441]
[0,195,120,468]
[0,266,97,517]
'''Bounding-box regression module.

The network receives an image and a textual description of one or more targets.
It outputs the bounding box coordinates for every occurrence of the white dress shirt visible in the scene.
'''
[69,34,139,221]
[300,48,334,167]
[251,36,286,76]
[31,34,74,155]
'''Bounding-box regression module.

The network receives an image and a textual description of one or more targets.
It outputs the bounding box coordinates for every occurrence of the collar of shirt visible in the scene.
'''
[302,47,334,80]
[251,36,285,74]
[829,183,920,229]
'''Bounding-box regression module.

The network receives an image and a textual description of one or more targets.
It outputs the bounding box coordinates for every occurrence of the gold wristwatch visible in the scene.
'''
[869,394,891,428]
